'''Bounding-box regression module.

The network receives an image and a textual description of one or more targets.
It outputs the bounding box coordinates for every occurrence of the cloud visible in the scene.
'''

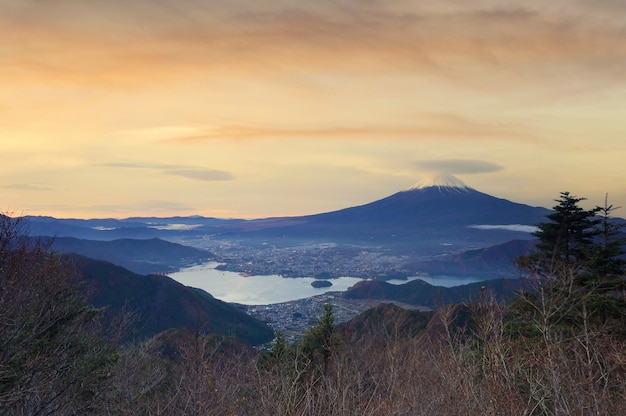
[101,162,174,169]
[468,224,538,233]
[158,114,538,144]
[4,0,626,94]
[2,183,54,191]
[412,159,504,175]
[100,162,234,181]
[166,169,234,181]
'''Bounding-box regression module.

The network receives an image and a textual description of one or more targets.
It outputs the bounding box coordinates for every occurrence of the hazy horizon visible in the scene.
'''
[14,174,615,221]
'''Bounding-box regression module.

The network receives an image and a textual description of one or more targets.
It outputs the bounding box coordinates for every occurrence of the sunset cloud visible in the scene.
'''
[2,183,54,191]
[100,162,234,181]
[158,115,539,144]
[412,159,504,175]
[2,0,625,219]
[3,0,626,94]
[166,169,234,182]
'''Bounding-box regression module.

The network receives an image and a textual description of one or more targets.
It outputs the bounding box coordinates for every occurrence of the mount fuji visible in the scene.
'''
[221,173,551,253]
[23,174,551,256]
[408,172,473,192]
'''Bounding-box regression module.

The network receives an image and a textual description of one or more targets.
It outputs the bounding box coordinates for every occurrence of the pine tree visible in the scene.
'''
[259,331,295,373]
[511,192,626,339]
[518,191,600,282]
[298,303,340,374]
[580,194,626,292]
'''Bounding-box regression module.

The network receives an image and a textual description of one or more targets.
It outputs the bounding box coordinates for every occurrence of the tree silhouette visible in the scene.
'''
[523,192,600,281]
[0,215,116,415]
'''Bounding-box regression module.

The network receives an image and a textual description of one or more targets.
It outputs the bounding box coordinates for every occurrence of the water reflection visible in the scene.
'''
[170,262,487,305]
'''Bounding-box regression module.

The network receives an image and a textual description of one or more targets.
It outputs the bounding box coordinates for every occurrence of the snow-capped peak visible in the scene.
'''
[408,173,472,192]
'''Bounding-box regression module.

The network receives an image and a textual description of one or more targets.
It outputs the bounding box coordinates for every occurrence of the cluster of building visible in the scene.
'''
[244,293,380,343]
[212,242,414,280]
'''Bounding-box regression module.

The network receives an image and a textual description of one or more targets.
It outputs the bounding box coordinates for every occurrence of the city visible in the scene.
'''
[174,236,457,280]
[239,292,427,344]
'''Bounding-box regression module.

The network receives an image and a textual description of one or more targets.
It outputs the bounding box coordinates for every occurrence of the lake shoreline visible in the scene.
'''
[170,261,494,305]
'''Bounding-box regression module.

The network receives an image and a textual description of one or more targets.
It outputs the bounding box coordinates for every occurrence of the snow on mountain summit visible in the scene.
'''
[408,173,472,192]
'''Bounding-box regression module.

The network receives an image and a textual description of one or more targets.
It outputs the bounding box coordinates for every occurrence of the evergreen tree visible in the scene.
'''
[298,303,340,374]
[511,192,626,339]
[580,195,626,292]
[518,191,600,282]
[259,330,295,373]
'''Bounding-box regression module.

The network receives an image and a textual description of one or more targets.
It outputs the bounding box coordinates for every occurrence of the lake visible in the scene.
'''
[170,262,489,305]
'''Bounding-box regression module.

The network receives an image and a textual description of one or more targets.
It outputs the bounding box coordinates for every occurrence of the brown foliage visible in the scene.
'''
[0,216,116,415]
[2,213,625,415]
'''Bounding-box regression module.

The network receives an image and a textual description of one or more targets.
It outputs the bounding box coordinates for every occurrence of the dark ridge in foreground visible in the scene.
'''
[338,303,433,344]
[69,254,273,345]
[343,277,526,309]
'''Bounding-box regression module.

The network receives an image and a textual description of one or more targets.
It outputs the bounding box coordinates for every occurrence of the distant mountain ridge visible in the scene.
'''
[402,239,538,279]
[23,215,242,240]
[44,236,214,274]
[20,176,555,258]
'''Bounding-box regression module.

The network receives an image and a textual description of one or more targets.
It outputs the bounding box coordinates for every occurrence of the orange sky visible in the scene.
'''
[2,0,625,219]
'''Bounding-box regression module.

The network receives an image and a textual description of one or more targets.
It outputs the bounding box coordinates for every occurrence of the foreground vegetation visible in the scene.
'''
[1,192,625,415]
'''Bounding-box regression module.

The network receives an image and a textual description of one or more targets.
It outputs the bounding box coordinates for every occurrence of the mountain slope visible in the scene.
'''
[402,239,537,278]
[47,237,214,274]
[343,277,526,309]
[22,215,241,240]
[227,176,551,252]
[299,173,548,230]
[69,255,273,345]
[338,303,433,344]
